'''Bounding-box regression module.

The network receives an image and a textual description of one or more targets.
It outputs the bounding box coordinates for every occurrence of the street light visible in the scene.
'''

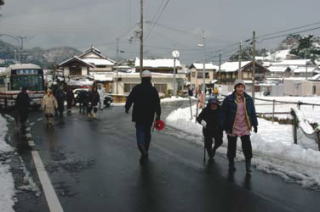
[172,50,180,96]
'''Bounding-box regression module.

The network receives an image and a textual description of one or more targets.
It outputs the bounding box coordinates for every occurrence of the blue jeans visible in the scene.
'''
[135,123,152,153]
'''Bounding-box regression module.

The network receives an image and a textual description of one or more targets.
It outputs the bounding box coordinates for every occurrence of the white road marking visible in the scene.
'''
[31,150,64,212]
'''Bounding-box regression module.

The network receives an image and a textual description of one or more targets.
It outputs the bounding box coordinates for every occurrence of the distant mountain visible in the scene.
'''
[0,40,81,68]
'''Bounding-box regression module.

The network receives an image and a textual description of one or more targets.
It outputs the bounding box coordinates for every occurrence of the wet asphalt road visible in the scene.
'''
[15,101,320,212]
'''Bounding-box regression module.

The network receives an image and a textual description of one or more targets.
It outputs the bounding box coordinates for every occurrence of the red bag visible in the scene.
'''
[154,120,165,131]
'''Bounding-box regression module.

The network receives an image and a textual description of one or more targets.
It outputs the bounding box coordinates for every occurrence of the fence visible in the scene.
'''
[255,97,320,151]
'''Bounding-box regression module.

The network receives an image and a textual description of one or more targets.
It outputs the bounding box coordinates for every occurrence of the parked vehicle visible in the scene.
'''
[0,63,45,109]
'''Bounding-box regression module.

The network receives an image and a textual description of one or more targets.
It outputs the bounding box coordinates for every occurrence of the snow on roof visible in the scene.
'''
[272,59,312,66]
[135,58,181,68]
[116,72,185,79]
[283,77,308,81]
[82,58,115,66]
[219,61,251,72]
[67,78,94,86]
[268,66,291,73]
[90,72,114,81]
[59,56,94,67]
[292,66,318,73]
[8,63,41,70]
[191,63,219,70]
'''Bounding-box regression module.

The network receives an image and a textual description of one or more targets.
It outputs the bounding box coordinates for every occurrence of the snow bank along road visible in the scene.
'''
[166,104,320,190]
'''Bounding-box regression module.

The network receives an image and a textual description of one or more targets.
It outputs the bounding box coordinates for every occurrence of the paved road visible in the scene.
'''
[12,102,320,212]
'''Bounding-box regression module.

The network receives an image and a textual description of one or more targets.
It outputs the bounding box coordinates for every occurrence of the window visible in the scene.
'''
[197,72,210,79]
[154,84,167,93]
[0,77,5,85]
[96,65,107,68]
[124,84,137,93]
[11,75,44,91]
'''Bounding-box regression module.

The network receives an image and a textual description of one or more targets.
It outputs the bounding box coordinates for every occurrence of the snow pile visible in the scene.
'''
[293,108,315,134]
[0,115,16,212]
[166,105,320,189]
[161,96,191,103]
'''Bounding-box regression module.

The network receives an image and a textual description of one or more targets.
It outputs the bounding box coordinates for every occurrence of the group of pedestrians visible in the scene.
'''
[196,79,258,173]
[126,71,258,174]
[77,86,105,117]
[15,70,257,174]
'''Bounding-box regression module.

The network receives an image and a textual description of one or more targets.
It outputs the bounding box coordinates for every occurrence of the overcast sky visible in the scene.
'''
[1,0,320,63]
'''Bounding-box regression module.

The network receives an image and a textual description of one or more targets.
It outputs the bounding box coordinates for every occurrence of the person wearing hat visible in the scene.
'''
[197,96,224,161]
[222,79,258,173]
[41,88,58,127]
[125,70,161,159]
[15,87,31,133]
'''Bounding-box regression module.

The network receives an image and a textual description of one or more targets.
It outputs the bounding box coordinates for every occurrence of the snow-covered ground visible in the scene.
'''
[166,105,320,190]
[112,96,191,107]
[0,115,16,212]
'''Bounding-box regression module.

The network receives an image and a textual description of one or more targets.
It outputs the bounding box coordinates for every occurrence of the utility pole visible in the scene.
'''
[238,41,242,79]
[139,0,144,75]
[218,53,222,83]
[17,36,27,63]
[252,31,256,102]
[219,53,222,72]
[201,31,206,95]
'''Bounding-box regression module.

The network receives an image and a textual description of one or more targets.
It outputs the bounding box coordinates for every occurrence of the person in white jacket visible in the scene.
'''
[97,85,105,110]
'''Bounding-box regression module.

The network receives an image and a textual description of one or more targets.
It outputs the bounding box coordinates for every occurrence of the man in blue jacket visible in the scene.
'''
[222,80,258,174]
[125,70,161,159]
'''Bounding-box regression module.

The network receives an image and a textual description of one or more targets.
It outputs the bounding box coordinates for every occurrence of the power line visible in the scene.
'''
[145,0,171,41]
[258,25,320,42]
[257,21,320,40]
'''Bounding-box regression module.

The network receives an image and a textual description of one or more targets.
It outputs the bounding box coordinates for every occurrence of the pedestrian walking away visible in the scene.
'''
[41,89,58,127]
[197,96,224,161]
[55,85,66,118]
[78,90,89,114]
[222,79,258,174]
[88,86,100,118]
[125,70,161,160]
[15,86,31,134]
[66,86,74,114]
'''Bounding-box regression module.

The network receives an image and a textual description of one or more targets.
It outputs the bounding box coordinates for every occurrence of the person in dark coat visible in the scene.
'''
[87,86,100,118]
[66,87,74,113]
[125,70,161,159]
[197,96,224,160]
[222,79,258,173]
[78,90,88,114]
[15,87,30,132]
[54,86,65,118]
